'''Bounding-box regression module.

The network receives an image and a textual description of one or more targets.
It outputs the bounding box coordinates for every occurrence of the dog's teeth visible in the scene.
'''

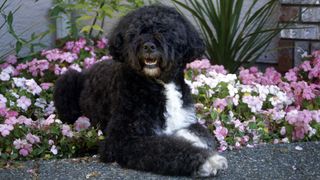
[145,61,157,65]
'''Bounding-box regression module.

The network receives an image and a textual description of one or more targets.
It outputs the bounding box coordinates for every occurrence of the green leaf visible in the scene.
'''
[210,111,218,120]
[92,24,104,32]
[15,41,22,54]
[76,15,93,22]
[80,25,92,33]
[7,11,13,26]
[248,122,257,130]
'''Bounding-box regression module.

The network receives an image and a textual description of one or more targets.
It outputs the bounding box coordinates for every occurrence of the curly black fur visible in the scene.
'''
[54,5,227,177]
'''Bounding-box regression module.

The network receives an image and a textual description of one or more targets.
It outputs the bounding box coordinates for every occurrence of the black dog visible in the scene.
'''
[54,5,227,177]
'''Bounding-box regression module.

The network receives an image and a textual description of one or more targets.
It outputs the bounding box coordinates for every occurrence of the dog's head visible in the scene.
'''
[108,5,205,82]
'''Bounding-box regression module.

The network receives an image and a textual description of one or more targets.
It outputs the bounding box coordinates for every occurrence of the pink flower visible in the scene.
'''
[239,68,256,85]
[6,55,17,64]
[61,52,78,63]
[260,67,281,85]
[84,57,96,69]
[17,115,33,126]
[17,96,32,111]
[26,133,40,144]
[42,114,56,127]
[302,85,316,100]
[65,41,75,50]
[62,124,73,137]
[19,149,29,156]
[4,117,18,125]
[74,116,91,131]
[232,119,245,132]
[96,38,108,49]
[5,110,18,118]
[209,65,227,74]
[285,69,297,82]
[249,66,259,73]
[214,126,228,141]
[213,98,228,111]
[299,61,312,72]
[40,83,53,90]
[0,124,14,136]
[13,139,32,156]
[187,59,211,70]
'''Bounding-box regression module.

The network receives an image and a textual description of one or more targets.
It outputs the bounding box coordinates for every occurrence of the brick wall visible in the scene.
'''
[278,0,320,72]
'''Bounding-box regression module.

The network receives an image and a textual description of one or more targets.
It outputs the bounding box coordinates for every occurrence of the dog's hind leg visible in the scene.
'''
[104,136,227,177]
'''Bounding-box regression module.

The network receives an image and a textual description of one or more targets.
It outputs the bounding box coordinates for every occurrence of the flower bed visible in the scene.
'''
[0,38,319,162]
[0,38,108,162]
[185,54,320,151]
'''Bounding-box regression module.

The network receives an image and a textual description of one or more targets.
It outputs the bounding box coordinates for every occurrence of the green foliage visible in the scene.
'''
[173,0,284,73]
[50,0,145,39]
[0,0,51,62]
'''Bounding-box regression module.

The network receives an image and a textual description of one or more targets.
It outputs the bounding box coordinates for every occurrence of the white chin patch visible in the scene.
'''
[143,67,160,77]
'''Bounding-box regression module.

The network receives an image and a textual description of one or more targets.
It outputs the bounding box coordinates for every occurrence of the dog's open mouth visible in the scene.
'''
[144,58,158,68]
[142,58,161,77]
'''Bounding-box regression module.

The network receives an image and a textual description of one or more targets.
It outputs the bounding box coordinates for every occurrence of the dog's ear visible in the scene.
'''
[183,20,206,64]
[108,28,125,62]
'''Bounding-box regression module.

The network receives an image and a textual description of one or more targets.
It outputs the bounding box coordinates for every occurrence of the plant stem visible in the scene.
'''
[89,0,105,37]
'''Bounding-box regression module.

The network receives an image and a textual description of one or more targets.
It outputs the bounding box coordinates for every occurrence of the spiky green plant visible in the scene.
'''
[173,0,284,73]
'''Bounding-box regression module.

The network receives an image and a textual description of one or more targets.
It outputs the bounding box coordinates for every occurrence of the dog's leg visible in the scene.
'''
[103,136,227,177]
[174,123,216,150]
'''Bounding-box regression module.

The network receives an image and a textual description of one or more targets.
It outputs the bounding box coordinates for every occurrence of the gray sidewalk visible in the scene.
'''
[1,141,319,180]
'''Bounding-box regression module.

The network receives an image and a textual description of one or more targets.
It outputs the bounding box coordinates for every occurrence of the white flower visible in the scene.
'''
[241,85,254,93]
[227,84,238,97]
[45,101,55,116]
[268,85,280,95]
[35,98,47,109]
[25,79,42,95]
[0,71,10,81]
[16,96,31,111]
[9,90,20,98]
[242,95,263,113]
[271,110,286,121]
[98,130,103,136]
[2,65,15,74]
[256,84,269,100]
[308,126,316,137]
[13,77,26,88]
[50,145,58,155]
[232,94,239,106]
[0,94,7,109]
[69,64,82,72]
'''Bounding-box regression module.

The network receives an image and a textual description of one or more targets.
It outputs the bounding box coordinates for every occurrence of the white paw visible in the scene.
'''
[195,154,228,177]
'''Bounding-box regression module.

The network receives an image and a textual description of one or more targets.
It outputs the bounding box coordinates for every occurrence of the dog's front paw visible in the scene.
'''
[194,154,228,177]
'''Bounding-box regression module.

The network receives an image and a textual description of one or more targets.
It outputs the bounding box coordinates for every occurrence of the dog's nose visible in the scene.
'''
[143,42,156,53]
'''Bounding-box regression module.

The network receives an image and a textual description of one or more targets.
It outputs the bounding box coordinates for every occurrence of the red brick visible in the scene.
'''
[279,6,299,22]
[277,40,294,73]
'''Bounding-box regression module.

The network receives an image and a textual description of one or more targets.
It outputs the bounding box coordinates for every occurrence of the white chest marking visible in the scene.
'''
[174,129,209,149]
[163,83,196,134]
